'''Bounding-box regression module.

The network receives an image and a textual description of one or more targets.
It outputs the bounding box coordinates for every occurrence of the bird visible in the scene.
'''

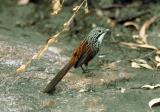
[43,27,111,93]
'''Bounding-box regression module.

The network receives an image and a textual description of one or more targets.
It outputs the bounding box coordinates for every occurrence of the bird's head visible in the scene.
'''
[87,27,111,47]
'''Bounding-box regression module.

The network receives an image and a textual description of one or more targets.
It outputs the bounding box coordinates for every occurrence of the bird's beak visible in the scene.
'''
[105,29,111,35]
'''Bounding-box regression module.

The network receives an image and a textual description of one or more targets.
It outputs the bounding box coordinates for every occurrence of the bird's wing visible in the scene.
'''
[74,45,97,68]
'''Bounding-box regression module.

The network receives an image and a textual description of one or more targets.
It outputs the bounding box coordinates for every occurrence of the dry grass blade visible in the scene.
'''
[138,44,157,50]
[84,0,89,14]
[139,16,157,44]
[140,64,153,70]
[131,59,153,70]
[102,60,121,70]
[124,21,139,30]
[142,84,160,90]
[120,42,157,50]
[132,62,153,70]
[51,0,63,15]
[120,42,139,49]
[149,98,160,109]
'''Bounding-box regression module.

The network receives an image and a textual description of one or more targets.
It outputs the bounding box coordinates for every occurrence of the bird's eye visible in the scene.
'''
[98,30,102,33]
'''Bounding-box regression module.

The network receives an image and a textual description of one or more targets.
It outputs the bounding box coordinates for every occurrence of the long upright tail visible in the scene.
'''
[43,62,73,93]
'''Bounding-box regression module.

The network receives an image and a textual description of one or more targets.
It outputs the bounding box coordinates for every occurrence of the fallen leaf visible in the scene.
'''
[84,0,89,14]
[18,0,29,5]
[124,21,139,30]
[98,55,106,58]
[139,63,153,70]
[156,63,160,68]
[51,0,63,15]
[120,87,126,93]
[149,98,160,109]
[131,59,153,70]
[155,55,160,62]
[156,50,160,55]
[135,59,147,63]
[139,16,157,44]
[79,88,87,93]
[95,9,104,17]
[132,34,139,39]
[131,62,141,68]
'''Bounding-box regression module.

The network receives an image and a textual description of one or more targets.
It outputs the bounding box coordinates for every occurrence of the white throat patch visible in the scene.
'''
[98,33,106,44]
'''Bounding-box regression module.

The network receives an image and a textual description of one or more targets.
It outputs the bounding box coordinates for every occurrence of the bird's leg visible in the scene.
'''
[81,65,90,73]
[81,66,90,77]
[81,66,94,91]
[81,65,87,73]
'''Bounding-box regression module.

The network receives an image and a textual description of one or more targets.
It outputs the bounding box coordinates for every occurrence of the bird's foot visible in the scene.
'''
[81,66,89,73]
[80,66,96,77]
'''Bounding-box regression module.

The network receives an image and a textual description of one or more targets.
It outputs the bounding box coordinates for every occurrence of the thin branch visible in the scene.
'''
[16,0,87,73]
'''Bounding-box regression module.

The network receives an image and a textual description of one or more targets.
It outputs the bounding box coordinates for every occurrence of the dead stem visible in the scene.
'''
[16,0,87,73]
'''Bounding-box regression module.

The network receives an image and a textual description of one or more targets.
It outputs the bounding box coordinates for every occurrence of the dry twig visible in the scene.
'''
[16,0,87,73]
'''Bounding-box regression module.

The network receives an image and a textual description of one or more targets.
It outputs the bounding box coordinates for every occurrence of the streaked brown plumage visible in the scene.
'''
[43,27,111,93]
